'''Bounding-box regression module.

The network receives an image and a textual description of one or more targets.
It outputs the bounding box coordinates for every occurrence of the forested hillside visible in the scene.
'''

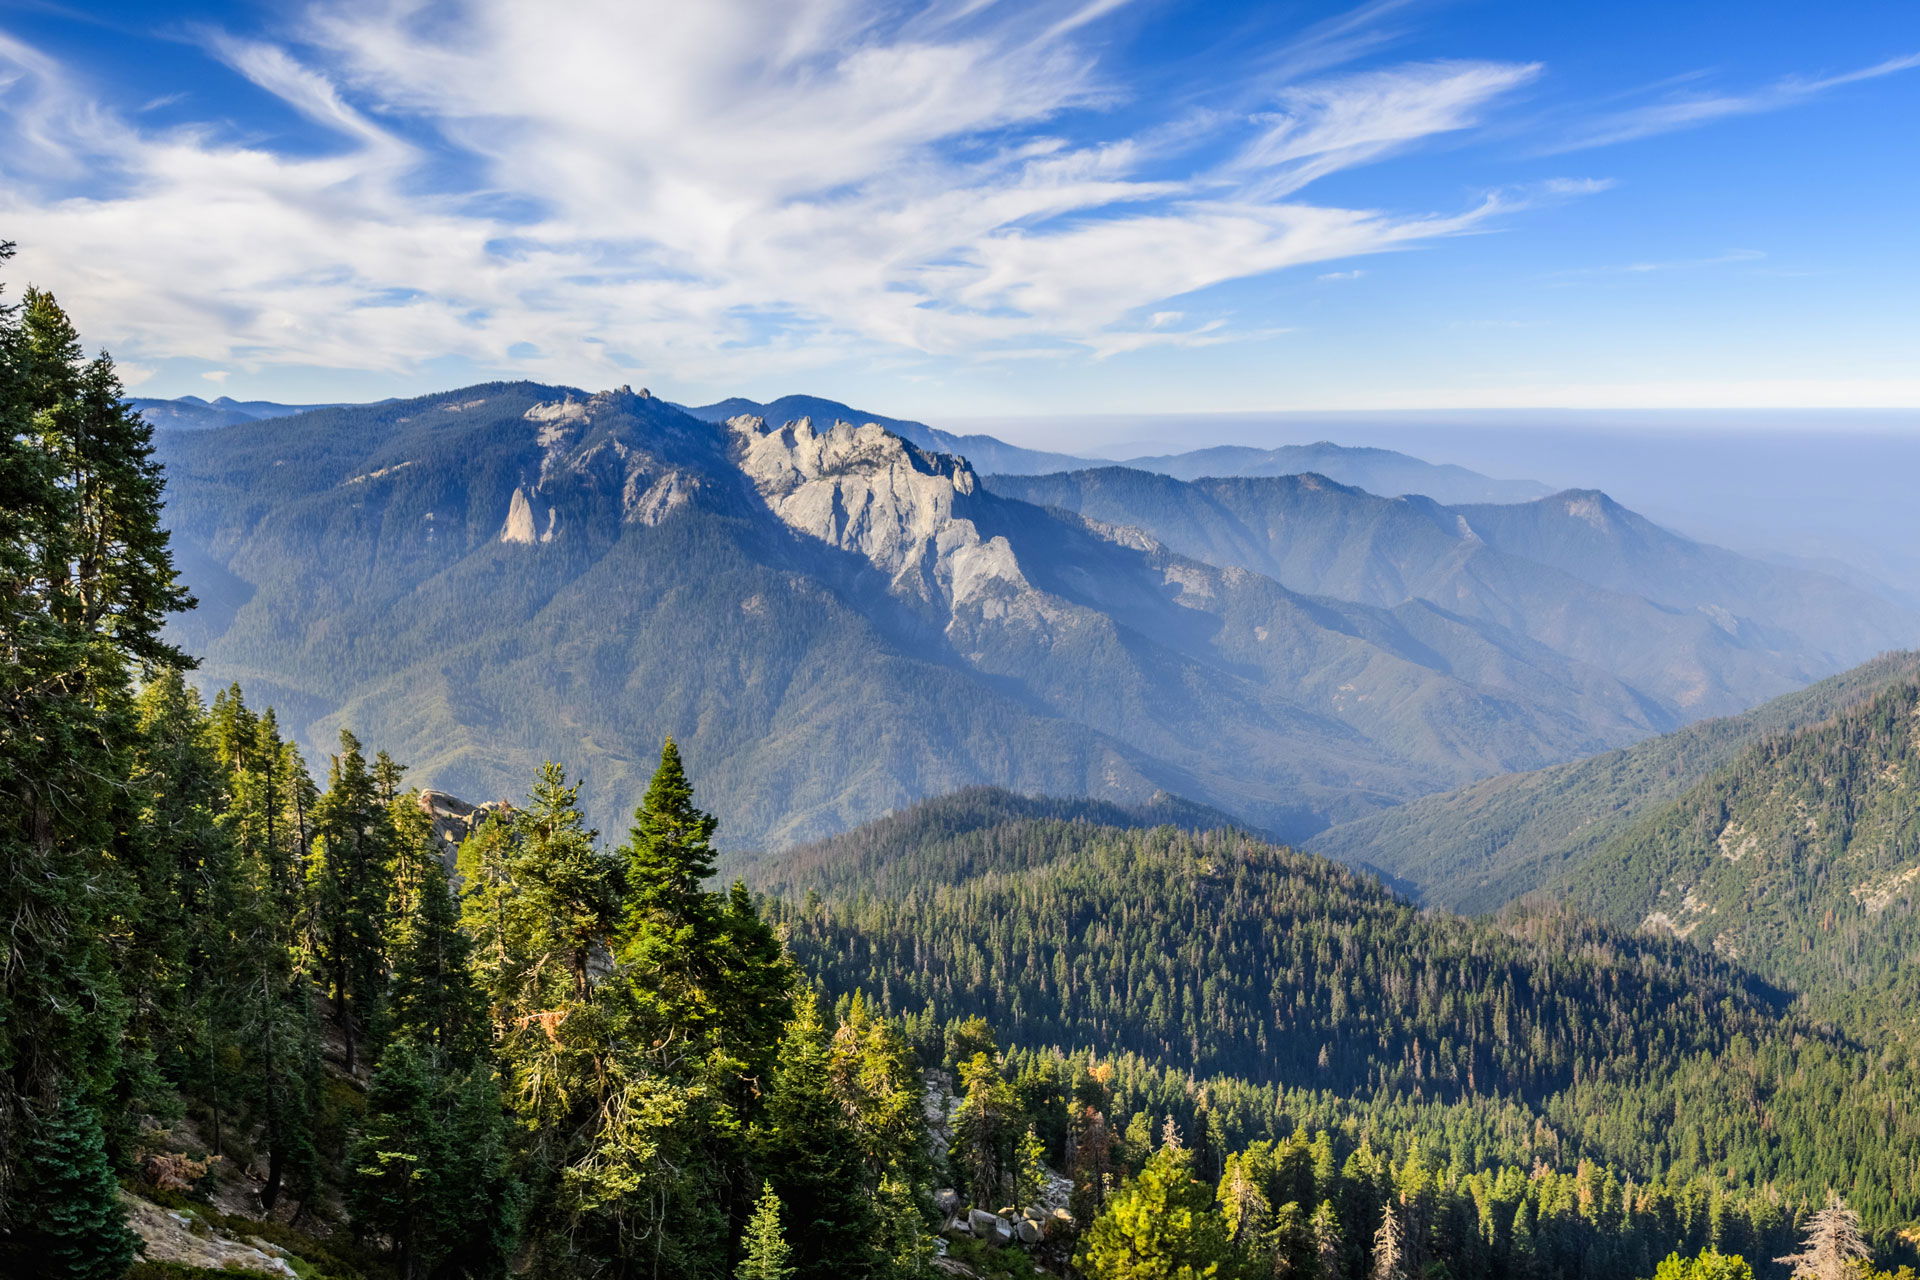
[1565,676,1920,1020]
[1309,650,1920,910]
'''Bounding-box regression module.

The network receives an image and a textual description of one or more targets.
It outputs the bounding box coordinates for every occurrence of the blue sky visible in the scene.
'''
[1,0,1916,421]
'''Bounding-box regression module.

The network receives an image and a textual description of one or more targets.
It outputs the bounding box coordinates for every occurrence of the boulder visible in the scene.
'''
[1014,1217,1043,1245]
[967,1208,1014,1247]
[934,1187,962,1214]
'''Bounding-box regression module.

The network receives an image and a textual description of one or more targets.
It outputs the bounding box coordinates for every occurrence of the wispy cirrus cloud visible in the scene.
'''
[1548,52,1920,153]
[1553,248,1766,278]
[0,0,1559,392]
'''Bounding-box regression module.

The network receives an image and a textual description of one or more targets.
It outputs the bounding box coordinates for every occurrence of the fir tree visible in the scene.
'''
[385,792,485,1057]
[756,992,878,1279]
[1371,1199,1410,1280]
[738,1182,796,1280]
[9,1096,140,1280]
[0,270,185,1254]
[308,730,393,1074]
[1311,1200,1343,1280]
[1652,1250,1756,1280]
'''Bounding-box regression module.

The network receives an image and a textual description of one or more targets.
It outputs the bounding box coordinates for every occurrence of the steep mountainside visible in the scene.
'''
[990,467,1917,720]
[680,392,1089,475]
[1307,650,1920,912]
[1119,440,1550,503]
[1564,675,1920,1012]
[157,383,1668,846]
[753,792,1920,1220]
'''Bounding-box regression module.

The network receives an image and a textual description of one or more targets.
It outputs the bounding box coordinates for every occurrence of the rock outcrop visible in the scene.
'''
[121,1192,298,1278]
[728,415,1027,611]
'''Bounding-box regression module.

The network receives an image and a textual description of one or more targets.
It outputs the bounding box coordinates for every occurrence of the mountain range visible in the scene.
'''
[153,384,1920,849]
[140,390,1564,500]
[989,467,1915,721]
[128,393,359,431]
[156,383,1698,846]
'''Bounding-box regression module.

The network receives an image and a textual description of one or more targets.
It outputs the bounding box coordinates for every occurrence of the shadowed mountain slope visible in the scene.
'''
[990,467,1917,721]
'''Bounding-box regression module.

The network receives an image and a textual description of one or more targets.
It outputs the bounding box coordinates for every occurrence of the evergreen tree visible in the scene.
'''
[1651,1250,1756,1280]
[1311,1198,1345,1280]
[1371,1199,1410,1280]
[9,1095,140,1280]
[1014,1122,1050,1211]
[350,1038,518,1280]
[1076,1142,1241,1280]
[757,992,878,1279]
[385,792,485,1056]
[0,268,186,1257]
[738,1182,797,1280]
[308,730,393,1074]
[952,1050,1019,1208]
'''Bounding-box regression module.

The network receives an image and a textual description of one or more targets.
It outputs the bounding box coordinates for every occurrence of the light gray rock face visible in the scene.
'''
[512,390,703,541]
[728,415,1027,610]
[122,1192,297,1277]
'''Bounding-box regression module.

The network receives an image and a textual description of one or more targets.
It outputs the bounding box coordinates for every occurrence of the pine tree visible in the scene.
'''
[1015,1122,1051,1211]
[385,792,485,1056]
[952,1051,1017,1208]
[1775,1194,1871,1280]
[738,1181,796,1280]
[350,1039,518,1280]
[1652,1250,1756,1280]
[0,270,186,1254]
[207,689,320,1212]
[1310,1201,1343,1280]
[1075,1142,1239,1280]
[757,992,878,1278]
[308,730,393,1074]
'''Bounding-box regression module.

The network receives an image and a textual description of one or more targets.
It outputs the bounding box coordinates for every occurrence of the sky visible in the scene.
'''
[1,0,1917,423]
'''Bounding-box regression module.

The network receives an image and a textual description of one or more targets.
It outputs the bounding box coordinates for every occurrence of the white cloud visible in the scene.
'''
[0,0,1554,391]
[1549,52,1920,152]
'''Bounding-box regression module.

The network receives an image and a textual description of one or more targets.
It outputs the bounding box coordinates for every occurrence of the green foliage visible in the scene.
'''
[737,1182,796,1280]
[1309,649,1920,912]
[8,1096,140,1279]
[756,992,878,1279]
[0,260,188,1259]
[348,1039,517,1280]
[1649,1249,1755,1280]
[1077,1143,1242,1280]
[308,730,395,1074]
